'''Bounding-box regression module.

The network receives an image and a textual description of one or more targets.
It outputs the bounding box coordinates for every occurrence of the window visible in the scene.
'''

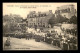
[34,23,35,25]
[38,23,39,25]
[30,23,31,25]
[34,15,36,17]
[42,23,45,27]
[44,14,46,16]
[31,19,33,21]
[41,14,43,17]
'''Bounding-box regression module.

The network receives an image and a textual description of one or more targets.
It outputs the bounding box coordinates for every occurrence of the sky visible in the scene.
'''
[3,3,77,19]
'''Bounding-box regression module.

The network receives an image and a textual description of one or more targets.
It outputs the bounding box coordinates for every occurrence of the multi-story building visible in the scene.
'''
[27,10,53,28]
[55,4,77,19]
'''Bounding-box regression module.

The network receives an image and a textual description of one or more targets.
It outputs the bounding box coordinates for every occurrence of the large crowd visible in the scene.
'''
[4,28,78,50]
[28,32,78,50]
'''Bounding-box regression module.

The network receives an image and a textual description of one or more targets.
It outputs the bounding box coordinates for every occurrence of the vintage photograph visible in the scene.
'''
[3,3,77,50]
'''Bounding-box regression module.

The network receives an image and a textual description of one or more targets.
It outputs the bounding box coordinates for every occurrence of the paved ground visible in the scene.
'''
[3,37,61,50]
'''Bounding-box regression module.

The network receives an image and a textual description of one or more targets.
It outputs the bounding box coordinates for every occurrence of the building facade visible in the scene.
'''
[27,10,53,28]
[55,4,77,19]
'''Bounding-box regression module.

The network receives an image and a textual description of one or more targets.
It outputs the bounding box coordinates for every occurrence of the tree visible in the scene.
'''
[56,14,64,23]
[3,15,12,22]
[56,14,69,23]
[48,14,56,28]
[69,15,77,24]
[63,17,69,22]
[3,14,23,33]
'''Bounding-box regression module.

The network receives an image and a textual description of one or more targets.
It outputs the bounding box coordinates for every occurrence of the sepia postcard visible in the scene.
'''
[3,2,77,50]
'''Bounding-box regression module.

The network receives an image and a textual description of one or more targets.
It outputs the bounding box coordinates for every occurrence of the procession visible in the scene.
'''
[3,26,78,50]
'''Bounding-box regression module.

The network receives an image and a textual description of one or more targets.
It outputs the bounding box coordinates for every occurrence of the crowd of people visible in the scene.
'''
[24,31,78,50]
[61,27,77,36]
[4,30,78,50]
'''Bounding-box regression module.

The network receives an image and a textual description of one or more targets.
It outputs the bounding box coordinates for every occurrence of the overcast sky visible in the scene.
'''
[3,3,77,19]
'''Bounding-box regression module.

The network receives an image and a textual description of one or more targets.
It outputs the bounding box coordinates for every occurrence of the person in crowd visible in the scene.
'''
[7,36,10,40]
[47,36,52,44]
[44,34,47,42]
[35,35,37,41]
[46,35,49,43]
[26,34,29,40]
[4,36,11,49]
[55,33,59,47]
[43,35,45,42]
[53,35,56,46]
[38,35,41,42]
[60,35,64,49]
[40,35,44,42]
[35,35,40,42]
[72,36,77,50]
[62,36,68,50]
[29,33,32,39]
[66,35,71,50]
[56,33,60,47]
[19,34,22,39]
[59,34,63,48]
[68,36,74,50]
[51,33,55,45]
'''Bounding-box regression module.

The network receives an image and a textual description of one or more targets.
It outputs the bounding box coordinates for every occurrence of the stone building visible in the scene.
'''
[55,4,77,19]
[27,10,53,28]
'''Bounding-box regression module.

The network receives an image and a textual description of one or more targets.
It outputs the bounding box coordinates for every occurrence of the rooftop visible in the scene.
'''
[27,10,53,18]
